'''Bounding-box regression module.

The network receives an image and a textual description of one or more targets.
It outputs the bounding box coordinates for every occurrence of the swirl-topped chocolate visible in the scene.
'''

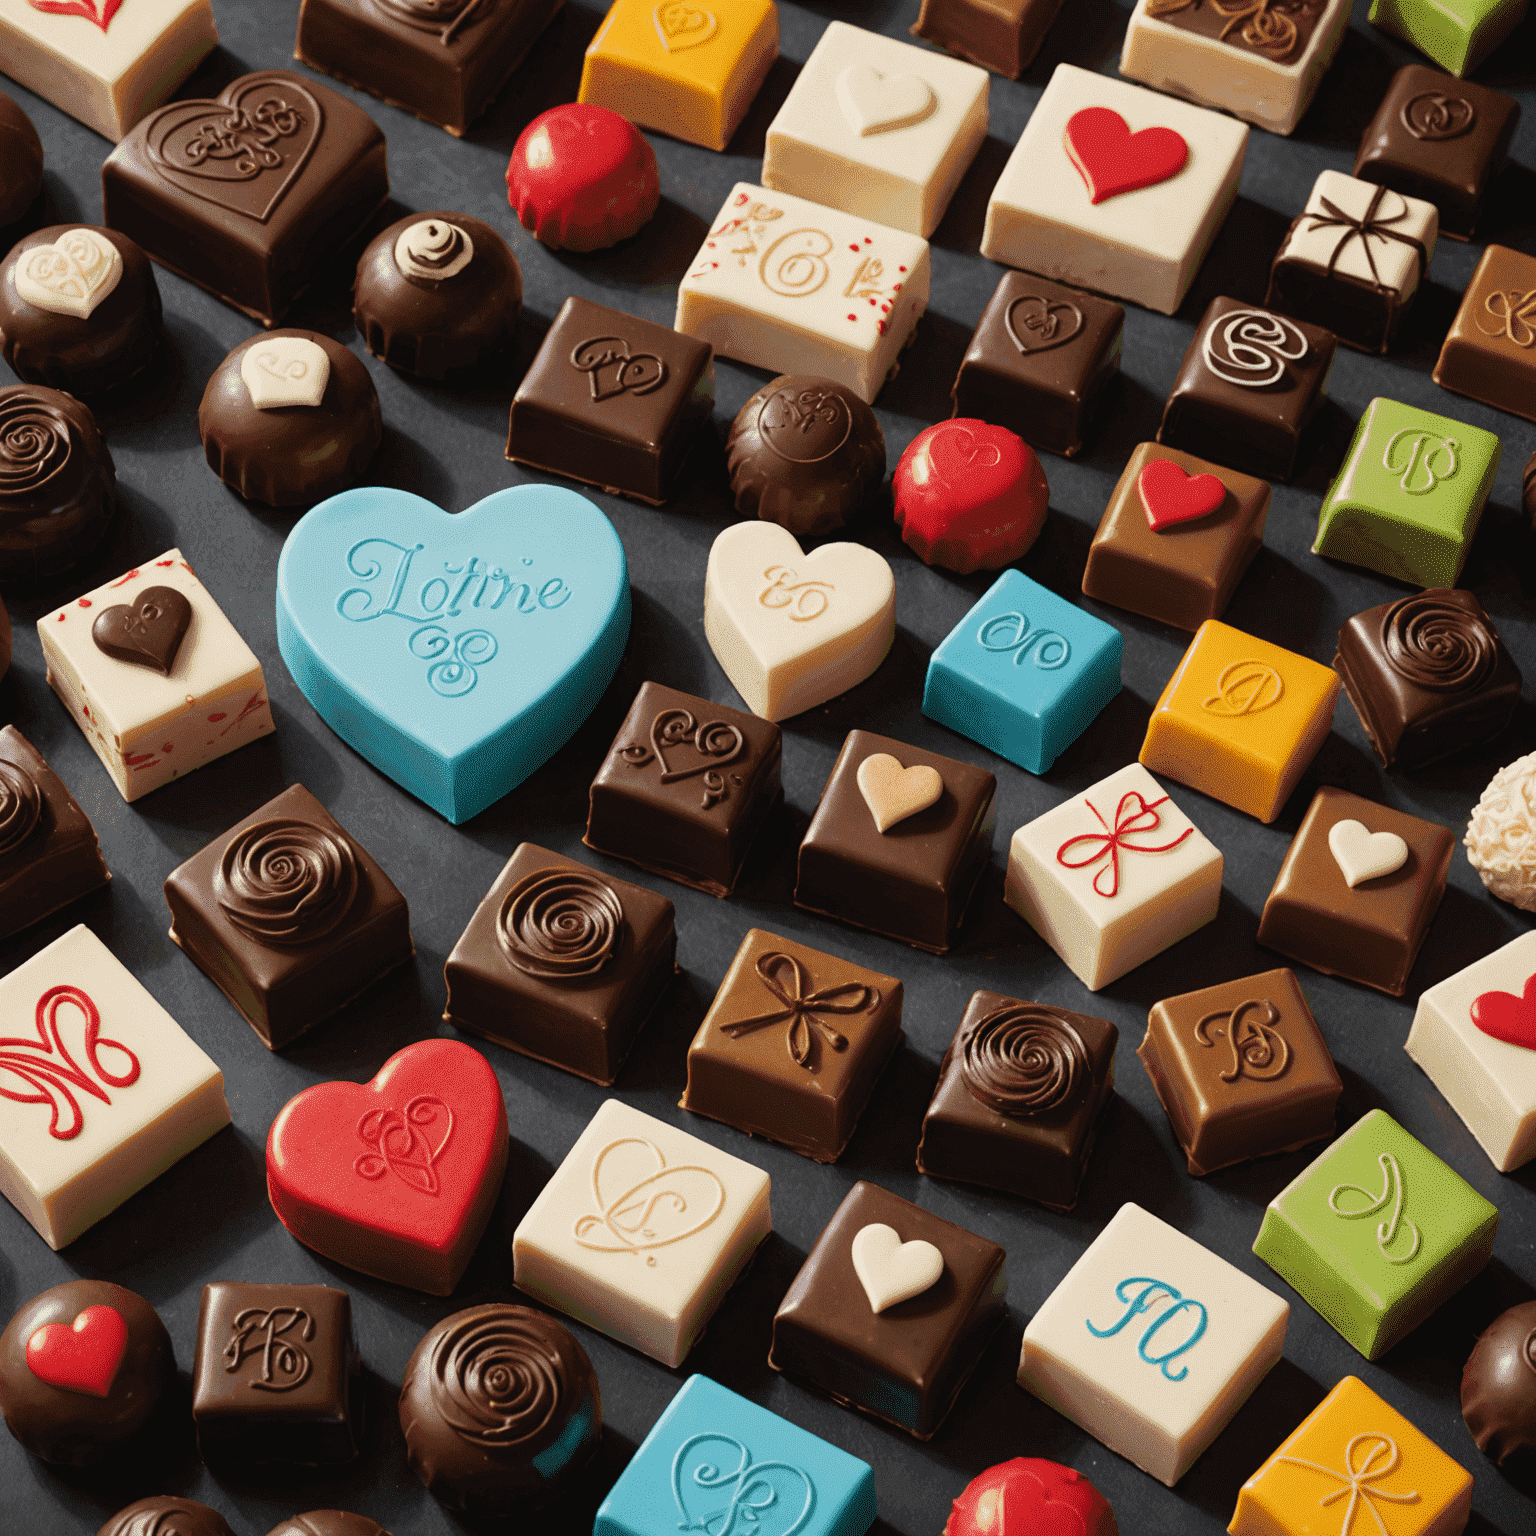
[1382,590,1498,693]
[0,390,71,496]
[0,757,43,860]
[961,1003,1089,1117]
[425,1306,564,1447]
[214,817,360,947]
[99,1497,237,1536]
[497,867,623,979]
[394,218,475,284]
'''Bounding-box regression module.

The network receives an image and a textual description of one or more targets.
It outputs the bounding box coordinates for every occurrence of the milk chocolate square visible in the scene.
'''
[911,0,1066,79]
[1433,244,1536,423]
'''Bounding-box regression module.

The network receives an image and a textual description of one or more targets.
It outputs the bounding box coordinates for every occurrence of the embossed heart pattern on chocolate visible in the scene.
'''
[857,752,943,833]
[14,229,123,321]
[92,586,193,675]
[836,64,938,138]
[654,1,715,51]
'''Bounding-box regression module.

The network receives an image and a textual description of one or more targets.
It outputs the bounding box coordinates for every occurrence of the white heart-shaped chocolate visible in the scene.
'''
[836,64,938,137]
[857,752,943,833]
[851,1222,943,1313]
[14,229,123,320]
[241,337,331,411]
[1329,818,1408,887]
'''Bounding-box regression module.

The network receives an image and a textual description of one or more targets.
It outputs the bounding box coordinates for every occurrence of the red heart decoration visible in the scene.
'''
[1471,973,1536,1050]
[266,1038,508,1296]
[25,1305,128,1397]
[1138,458,1226,532]
[1065,107,1188,205]
[28,0,123,31]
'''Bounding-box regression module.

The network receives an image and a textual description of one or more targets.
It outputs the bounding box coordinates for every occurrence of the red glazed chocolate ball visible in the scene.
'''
[945,1458,1118,1536]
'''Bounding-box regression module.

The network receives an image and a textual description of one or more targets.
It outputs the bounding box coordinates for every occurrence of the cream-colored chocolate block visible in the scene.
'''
[676,182,931,403]
[1018,1202,1288,1486]
[39,548,273,802]
[764,21,989,236]
[0,0,217,141]
[0,924,230,1249]
[981,63,1247,315]
[512,1098,772,1368]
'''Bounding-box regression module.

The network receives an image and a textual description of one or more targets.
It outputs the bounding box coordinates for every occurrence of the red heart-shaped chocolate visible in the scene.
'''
[266,1038,508,1295]
[1471,973,1536,1051]
[1065,107,1188,205]
[25,1304,128,1398]
[1138,458,1226,532]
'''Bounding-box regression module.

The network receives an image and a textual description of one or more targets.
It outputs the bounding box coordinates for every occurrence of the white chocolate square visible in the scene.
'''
[39,548,273,802]
[0,0,218,141]
[1004,762,1222,991]
[1406,931,1536,1172]
[512,1098,773,1368]
[981,63,1248,315]
[0,924,230,1250]
[1018,1202,1288,1486]
[1276,170,1438,302]
[763,21,989,237]
[676,182,931,403]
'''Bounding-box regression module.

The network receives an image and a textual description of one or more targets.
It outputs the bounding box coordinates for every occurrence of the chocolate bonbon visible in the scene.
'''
[1367,0,1526,76]
[1434,244,1536,423]
[1466,751,1536,910]
[263,1514,390,1536]
[946,1461,1117,1536]
[911,0,1065,78]
[0,92,43,229]
[1462,1300,1536,1466]
[100,1499,236,1536]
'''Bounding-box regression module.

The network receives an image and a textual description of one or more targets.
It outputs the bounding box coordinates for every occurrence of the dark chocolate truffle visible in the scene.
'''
[264,1516,390,1536]
[0,92,44,230]
[99,1498,236,1536]
[726,375,885,537]
[0,1280,175,1467]
[199,330,382,507]
[1462,1299,1536,1466]
[399,1304,601,1515]
[0,383,117,587]
[354,211,521,380]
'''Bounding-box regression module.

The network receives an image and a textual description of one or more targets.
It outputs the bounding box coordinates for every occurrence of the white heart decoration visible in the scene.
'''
[857,752,943,833]
[241,336,331,410]
[836,64,938,137]
[14,229,123,320]
[1329,818,1409,888]
[851,1222,944,1313]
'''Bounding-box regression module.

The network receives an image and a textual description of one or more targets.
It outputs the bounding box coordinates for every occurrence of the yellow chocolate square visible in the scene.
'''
[1140,619,1341,824]
[1229,1375,1472,1536]
[579,0,779,152]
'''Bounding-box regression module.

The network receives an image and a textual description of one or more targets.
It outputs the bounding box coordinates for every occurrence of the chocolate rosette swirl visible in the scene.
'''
[1382,592,1497,693]
[0,389,71,498]
[427,1308,565,1448]
[0,758,42,859]
[497,867,623,979]
[961,1003,1089,1118]
[214,817,360,947]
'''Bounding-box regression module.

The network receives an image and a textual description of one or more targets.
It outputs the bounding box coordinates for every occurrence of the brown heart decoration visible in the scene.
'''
[92,587,193,675]
[1004,294,1085,354]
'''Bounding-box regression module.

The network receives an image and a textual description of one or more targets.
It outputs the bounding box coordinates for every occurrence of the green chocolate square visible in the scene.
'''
[1313,397,1501,588]
[1367,0,1528,77]
[1252,1108,1498,1359]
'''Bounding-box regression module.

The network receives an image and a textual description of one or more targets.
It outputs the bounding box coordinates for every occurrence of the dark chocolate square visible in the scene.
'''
[163,783,414,1049]
[917,991,1117,1212]
[585,681,782,897]
[1156,297,1336,483]
[443,842,676,1085]
[911,0,1065,79]
[1433,244,1536,424]
[1138,968,1342,1177]
[794,729,995,954]
[507,296,715,506]
[1354,66,1519,241]
[680,927,903,1163]
[769,1180,1007,1439]
[192,1282,361,1465]
[950,271,1122,457]
[0,725,110,943]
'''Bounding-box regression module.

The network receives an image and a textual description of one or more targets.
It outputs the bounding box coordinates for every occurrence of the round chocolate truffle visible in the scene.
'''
[199,330,382,507]
[0,226,163,397]
[1465,751,1536,912]
[945,1458,1118,1536]
[0,93,43,230]
[0,1280,175,1467]
[726,375,886,538]
[353,211,522,380]
[1463,1300,1536,1466]
[0,383,117,587]
[399,1303,601,1516]
[263,1514,390,1536]
[99,1497,237,1536]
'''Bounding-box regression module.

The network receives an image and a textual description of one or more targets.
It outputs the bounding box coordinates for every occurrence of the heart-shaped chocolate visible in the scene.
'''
[1138,458,1226,532]
[857,752,943,833]
[836,64,938,137]
[1470,973,1536,1051]
[1328,818,1409,887]
[850,1221,944,1312]
[653,0,716,51]
[14,229,123,320]
[1064,106,1188,204]
[25,1305,127,1397]
[92,586,192,675]
[241,336,331,409]
[1004,293,1085,354]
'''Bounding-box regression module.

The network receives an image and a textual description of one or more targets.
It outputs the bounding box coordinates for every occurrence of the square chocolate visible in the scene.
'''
[769,1180,1007,1439]
[794,729,996,954]
[192,1282,361,1465]
[917,991,1117,1212]
[507,296,714,506]
[1156,296,1336,482]
[0,725,110,943]
[912,0,1065,79]
[1353,66,1519,240]
[951,271,1123,458]
[163,783,414,1049]
[1432,244,1536,423]
[443,842,676,1086]
[680,927,903,1163]
[1138,968,1342,1177]
[584,681,782,897]
[1081,442,1269,631]
[1334,589,1521,770]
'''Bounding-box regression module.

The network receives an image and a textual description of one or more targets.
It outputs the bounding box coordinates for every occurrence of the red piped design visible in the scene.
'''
[1471,974,1536,1050]
[28,0,123,32]
[26,1305,128,1397]
[1057,791,1193,898]
[0,985,140,1140]
[1065,107,1188,204]
[1138,458,1226,531]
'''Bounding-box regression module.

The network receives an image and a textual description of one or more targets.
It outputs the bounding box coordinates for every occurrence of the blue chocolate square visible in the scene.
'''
[922,570,1123,773]
[594,1375,877,1536]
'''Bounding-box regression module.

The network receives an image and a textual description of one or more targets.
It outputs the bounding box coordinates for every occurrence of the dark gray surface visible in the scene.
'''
[2,0,1535,1532]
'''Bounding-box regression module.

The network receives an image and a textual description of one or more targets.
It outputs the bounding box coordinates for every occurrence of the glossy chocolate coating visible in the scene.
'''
[1154,0,1326,58]
[911,0,1065,78]
[0,383,117,587]
[1334,589,1521,770]
[99,1498,236,1536]
[0,92,43,230]
[354,211,522,380]
[946,1459,1118,1536]
[1462,1300,1536,1466]
[400,1303,601,1514]
[102,71,390,328]
[200,329,381,506]
[263,1515,390,1536]
[0,1280,174,1467]
[1433,244,1536,423]
[164,783,413,1049]
[726,375,886,537]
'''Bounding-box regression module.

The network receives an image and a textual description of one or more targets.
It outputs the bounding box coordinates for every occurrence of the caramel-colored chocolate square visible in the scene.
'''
[1433,244,1536,423]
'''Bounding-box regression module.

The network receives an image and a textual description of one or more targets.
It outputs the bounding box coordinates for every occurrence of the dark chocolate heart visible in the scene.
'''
[92,586,192,675]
